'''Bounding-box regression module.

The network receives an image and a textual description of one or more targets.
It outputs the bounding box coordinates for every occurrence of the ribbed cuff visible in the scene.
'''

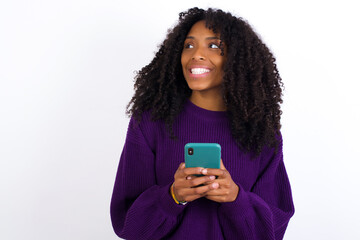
[218,183,250,216]
[159,182,187,217]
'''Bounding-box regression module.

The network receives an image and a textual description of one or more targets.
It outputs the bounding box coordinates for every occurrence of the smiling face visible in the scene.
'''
[181,20,226,95]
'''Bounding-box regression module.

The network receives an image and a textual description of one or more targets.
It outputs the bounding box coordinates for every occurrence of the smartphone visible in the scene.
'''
[184,143,221,170]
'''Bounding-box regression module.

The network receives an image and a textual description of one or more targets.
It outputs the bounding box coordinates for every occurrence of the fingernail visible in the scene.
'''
[201,169,207,175]
[209,175,215,180]
[186,176,192,180]
[212,182,219,189]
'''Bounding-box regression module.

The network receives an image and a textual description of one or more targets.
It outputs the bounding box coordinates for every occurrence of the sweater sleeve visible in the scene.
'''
[110,117,187,240]
[217,135,295,240]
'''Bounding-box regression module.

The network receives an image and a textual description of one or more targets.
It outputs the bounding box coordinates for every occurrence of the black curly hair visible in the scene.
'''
[126,7,284,155]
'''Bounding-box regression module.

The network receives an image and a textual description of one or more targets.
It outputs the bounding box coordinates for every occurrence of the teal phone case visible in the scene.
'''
[185,143,221,169]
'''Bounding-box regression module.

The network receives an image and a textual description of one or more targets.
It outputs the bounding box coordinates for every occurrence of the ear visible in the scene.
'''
[220,159,226,170]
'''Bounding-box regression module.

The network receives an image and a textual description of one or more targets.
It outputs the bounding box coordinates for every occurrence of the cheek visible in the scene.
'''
[180,52,187,68]
[217,58,225,73]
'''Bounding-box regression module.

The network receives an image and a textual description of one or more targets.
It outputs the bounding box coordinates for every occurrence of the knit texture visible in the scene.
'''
[110,100,295,240]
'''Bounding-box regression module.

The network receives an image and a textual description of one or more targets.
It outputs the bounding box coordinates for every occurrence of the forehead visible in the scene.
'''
[186,20,219,38]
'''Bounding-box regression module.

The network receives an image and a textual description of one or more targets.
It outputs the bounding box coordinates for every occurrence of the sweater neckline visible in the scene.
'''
[184,99,228,121]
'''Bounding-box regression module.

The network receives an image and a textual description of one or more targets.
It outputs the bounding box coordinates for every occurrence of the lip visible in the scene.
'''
[187,65,212,78]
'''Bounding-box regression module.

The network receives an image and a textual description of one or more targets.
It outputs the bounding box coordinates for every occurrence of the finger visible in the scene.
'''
[220,159,226,170]
[216,178,232,187]
[175,162,185,171]
[174,175,212,191]
[172,179,188,194]
[175,166,203,178]
[202,179,217,186]
[201,168,228,179]
[203,178,229,188]
[205,188,229,196]
[174,163,185,176]
[183,167,204,176]
[180,162,185,169]
[173,175,216,196]
[186,175,216,188]
[179,181,219,197]
[179,167,204,177]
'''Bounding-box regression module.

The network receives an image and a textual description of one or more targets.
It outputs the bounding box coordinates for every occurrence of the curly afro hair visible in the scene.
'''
[126,7,284,155]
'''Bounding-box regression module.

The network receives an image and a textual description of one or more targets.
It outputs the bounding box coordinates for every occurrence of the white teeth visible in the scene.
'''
[190,68,210,74]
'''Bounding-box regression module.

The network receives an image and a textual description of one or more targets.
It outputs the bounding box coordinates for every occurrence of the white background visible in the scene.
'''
[1,0,359,239]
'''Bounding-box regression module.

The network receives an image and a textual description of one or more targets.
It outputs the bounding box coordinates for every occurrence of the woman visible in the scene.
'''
[110,7,294,240]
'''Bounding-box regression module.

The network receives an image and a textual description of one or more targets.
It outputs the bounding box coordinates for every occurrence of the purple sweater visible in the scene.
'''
[110,100,294,240]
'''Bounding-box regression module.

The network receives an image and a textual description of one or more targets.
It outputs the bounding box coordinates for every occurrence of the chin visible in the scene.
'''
[188,85,207,91]
[187,82,207,90]
[189,83,221,92]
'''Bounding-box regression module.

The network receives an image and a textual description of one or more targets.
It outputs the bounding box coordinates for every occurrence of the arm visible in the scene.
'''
[110,118,186,240]
[217,137,294,240]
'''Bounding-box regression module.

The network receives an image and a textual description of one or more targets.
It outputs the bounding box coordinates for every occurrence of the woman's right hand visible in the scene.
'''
[172,163,220,203]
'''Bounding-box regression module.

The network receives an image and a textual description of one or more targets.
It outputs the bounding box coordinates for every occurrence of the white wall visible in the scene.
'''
[1,0,359,239]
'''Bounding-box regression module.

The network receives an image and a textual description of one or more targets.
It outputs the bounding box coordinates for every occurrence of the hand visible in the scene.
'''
[172,163,219,203]
[202,160,239,202]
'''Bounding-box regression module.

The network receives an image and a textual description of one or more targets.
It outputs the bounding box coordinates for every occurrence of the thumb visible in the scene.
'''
[220,159,226,170]
[180,162,185,169]
[175,162,185,177]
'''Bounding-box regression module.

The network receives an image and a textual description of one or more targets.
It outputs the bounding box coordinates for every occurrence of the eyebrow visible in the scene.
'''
[185,36,220,40]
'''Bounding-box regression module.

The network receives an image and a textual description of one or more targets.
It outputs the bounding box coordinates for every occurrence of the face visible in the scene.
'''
[181,20,226,93]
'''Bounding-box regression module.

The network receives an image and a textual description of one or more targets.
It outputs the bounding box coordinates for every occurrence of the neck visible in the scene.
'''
[189,90,226,111]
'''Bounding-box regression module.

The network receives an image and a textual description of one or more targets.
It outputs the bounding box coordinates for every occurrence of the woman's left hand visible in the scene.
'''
[201,159,239,202]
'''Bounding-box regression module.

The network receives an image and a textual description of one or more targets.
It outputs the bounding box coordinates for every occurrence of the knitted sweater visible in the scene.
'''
[110,100,295,240]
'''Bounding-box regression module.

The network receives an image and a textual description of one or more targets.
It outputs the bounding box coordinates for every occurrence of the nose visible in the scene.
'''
[192,46,206,61]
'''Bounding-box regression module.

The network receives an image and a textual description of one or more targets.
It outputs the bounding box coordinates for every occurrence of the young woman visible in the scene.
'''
[110,7,294,240]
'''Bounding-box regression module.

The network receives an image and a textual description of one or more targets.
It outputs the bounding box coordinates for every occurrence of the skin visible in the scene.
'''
[181,20,226,112]
[172,21,239,203]
[173,160,239,203]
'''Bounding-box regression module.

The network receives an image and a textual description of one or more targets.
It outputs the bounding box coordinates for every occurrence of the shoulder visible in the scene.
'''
[257,131,284,168]
[126,110,165,150]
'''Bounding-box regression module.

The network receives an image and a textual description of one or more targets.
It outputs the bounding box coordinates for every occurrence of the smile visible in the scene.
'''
[190,68,211,75]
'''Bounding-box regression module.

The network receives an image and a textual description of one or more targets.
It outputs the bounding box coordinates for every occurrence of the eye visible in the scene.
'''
[184,43,194,49]
[209,43,219,49]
